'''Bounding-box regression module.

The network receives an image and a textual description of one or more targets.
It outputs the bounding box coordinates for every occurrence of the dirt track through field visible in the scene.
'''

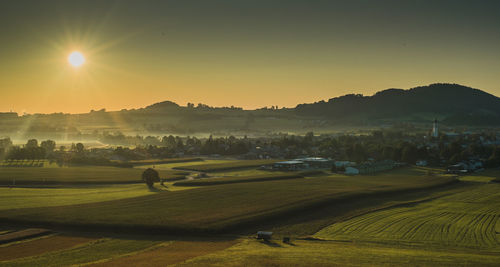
[90,239,239,267]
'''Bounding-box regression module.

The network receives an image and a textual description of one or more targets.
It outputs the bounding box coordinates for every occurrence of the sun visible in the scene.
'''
[68,51,85,67]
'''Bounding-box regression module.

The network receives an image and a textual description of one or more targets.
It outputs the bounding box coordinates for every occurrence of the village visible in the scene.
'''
[0,120,497,175]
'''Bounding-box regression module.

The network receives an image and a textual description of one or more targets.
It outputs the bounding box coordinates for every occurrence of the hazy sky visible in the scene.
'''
[1,0,499,113]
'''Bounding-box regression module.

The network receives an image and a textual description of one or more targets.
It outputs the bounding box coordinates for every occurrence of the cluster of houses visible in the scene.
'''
[264,157,398,175]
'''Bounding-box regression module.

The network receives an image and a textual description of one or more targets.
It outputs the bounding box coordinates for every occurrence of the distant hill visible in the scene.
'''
[1,83,499,138]
[294,83,500,125]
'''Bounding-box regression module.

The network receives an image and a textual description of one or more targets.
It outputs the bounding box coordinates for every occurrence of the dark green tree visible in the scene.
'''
[142,168,159,188]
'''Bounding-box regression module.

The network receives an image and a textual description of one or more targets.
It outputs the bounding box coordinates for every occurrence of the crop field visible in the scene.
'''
[0,234,97,261]
[0,169,453,232]
[458,169,500,183]
[173,173,305,186]
[0,229,239,267]
[91,239,239,267]
[125,157,202,166]
[315,183,500,250]
[175,238,500,267]
[1,165,497,266]
[0,166,187,185]
[0,228,52,244]
[1,237,160,267]
[0,159,47,168]
[171,159,278,172]
[0,184,178,210]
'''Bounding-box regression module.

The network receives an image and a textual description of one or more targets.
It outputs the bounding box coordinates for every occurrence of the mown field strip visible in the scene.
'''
[89,239,239,267]
[0,238,160,267]
[315,183,500,249]
[173,239,500,267]
[0,228,52,244]
[0,166,186,185]
[0,184,160,210]
[0,171,454,232]
[0,234,97,261]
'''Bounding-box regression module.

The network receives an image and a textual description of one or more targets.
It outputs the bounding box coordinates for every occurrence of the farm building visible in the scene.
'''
[356,160,395,174]
[272,160,308,171]
[293,157,334,168]
[345,167,360,175]
[334,161,356,168]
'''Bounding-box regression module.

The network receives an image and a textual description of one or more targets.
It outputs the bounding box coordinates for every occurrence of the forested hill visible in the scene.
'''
[294,83,500,124]
[1,83,499,138]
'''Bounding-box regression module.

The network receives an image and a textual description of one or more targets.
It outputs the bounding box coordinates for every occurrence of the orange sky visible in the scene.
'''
[1,1,499,114]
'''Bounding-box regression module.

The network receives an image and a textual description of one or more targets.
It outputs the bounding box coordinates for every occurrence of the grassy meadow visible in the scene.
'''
[174,237,500,267]
[0,168,453,232]
[315,183,500,250]
[0,162,498,266]
[0,166,187,185]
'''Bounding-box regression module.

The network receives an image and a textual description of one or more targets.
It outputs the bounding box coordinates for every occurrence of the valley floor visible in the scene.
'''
[0,166,498,266]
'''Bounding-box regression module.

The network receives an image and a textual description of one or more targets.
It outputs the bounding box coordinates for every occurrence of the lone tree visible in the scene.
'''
[142,168,159,188]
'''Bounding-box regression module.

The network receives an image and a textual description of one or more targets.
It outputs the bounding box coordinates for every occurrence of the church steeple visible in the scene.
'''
[432,119,438,138]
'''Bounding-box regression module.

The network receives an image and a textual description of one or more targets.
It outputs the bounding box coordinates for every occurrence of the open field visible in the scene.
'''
[0,228,52,244]
[175,238,500,267]
[0,166,187,185]
[314,182,500,250]
[125,158,202,166]
[171,159,278,172]
[0,184,176,210]
[0,167,497,266]
[0,234,97,261]
[1,237,160,267]
[92,239,239,267]
[0,168,454,233]
[458,169,500,183]
[0,230,238,267]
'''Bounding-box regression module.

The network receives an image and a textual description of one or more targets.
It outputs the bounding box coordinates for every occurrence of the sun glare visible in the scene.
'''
[68,51,85,67]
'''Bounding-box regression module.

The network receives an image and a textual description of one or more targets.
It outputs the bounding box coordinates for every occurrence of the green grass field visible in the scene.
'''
[2,238,160,267]
[125,157,202,166]
[0,184,162,210]
[0,166,187,185]
[315,183,500,250]
[0,168,453,232]
[174,238,500,267]
[1,167,498,266]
